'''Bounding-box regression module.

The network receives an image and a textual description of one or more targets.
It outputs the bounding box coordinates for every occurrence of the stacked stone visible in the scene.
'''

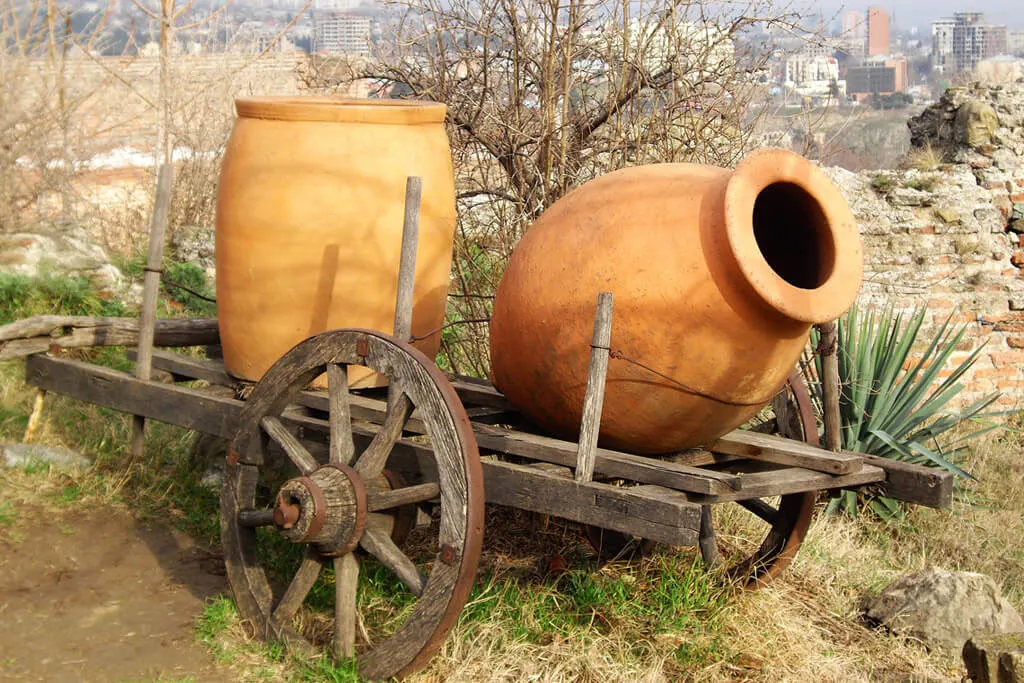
[827,79,1024,407]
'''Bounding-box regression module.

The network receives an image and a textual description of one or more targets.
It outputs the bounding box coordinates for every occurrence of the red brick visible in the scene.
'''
[912,225,937,235]
[928,298,956,309]
[1007,336,1024,349]
[989,351,1024,368]
[1013,252,1024,268]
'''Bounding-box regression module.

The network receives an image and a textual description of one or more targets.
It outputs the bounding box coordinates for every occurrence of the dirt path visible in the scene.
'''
[0,504,230,682]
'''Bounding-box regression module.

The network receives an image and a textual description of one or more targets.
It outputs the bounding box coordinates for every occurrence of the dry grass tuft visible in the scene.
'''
[904,144,945,171]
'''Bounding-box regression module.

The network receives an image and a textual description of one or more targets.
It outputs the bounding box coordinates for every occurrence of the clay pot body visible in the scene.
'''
[489,149,863,453]
[216,98,456,386]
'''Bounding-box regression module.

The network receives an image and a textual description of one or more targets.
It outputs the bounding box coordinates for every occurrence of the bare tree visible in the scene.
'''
[306,0,817,375]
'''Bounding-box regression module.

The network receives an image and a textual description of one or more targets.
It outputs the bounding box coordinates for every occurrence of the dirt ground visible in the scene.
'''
[0,504,230,682]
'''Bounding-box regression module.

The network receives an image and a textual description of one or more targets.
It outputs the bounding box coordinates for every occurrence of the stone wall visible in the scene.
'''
[825,81,1024,408]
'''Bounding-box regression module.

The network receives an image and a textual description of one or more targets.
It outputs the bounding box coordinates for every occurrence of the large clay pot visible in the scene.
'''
[489,148,863,453]
[216,98,456,386]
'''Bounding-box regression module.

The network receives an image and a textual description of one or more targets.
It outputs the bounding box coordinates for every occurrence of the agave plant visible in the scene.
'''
[805,304,1000,518]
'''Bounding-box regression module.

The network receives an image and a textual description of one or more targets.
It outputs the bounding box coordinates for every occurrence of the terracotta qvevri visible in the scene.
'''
[215,98,456,386]
[489,148,863,453]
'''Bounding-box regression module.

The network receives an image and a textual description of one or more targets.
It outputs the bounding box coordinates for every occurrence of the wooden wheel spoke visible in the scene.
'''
[355,389,412,478]
[327,363,355,465]
[261,415,318,474]
[737,498,780,526]
[272,548,323,625]
[334,552,359,659]
[359,527,426,597]
[366,482,440,512]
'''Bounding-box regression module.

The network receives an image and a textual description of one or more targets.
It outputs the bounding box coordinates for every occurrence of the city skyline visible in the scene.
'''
[815,1,1023,31]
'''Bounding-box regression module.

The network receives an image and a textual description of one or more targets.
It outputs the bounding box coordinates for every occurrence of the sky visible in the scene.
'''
[811,1,1024,31]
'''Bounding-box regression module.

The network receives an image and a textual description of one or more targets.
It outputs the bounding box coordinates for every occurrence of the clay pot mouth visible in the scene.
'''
[235,97,447,125]
[724,148,863,324]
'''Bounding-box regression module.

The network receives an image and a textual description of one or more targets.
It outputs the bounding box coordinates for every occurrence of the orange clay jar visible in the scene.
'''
[489,148,863,453]
[215,98,456,387]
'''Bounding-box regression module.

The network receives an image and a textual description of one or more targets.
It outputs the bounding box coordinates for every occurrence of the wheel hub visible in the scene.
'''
[272,463,367,556]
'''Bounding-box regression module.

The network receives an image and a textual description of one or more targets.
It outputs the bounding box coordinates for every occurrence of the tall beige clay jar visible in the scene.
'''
[489,148,863,453]
[215,98,456,387]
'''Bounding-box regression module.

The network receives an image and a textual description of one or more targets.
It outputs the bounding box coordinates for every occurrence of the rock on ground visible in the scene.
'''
[1,442,91,470]
[864,567,1024,651]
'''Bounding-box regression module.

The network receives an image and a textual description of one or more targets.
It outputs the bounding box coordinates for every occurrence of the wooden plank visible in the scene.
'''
[26,354,239,439]
[855,453,954,509]
[575,292,613,484]
[448,377,516,411]
[711,429,863,475]
[131,349,234,386]
[689,463,885,503]
[485,461,700,546]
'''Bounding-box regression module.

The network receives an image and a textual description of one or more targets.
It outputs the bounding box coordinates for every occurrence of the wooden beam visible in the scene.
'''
[711,429,863,475]
[689,463,885,503]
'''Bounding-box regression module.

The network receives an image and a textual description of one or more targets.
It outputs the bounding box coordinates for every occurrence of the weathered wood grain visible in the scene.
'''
[711,429,863,475]
[1,317,219,360]
[689,463,885,503]
[576,292,613,484]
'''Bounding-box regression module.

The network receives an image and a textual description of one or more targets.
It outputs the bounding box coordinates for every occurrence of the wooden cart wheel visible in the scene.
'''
[583,371,818,588]
[710,370,818,588]
[221,329,484,681]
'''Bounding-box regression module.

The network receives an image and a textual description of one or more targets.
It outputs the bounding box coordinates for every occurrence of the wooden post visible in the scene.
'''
[817,321,841,452]
[393,177,422,341]
[698,504,721,568]
[23,389,46,443]
[130,164,173,460]
[575,292,613,484]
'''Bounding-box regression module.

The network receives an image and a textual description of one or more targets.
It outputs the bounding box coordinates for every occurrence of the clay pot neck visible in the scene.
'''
[723,149,862,325]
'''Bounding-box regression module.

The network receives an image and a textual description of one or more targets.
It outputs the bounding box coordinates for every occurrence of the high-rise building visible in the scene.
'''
[866,7,890,57]
[932,13,1008,74]
[313,12,371,55]
[841,10,866,39]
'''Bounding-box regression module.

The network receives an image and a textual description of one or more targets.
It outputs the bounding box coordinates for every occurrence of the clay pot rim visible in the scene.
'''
[234,97,447,124]
[724,147,863,324]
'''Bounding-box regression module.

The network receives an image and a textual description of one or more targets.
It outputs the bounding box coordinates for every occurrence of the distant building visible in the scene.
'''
[846,56,908,101]
[932,18,956,73]
[1011,30,1024,57]
[313,12,371,55]
[841,10,866,40]
[932,12,1008,74]
[866,7,890,57]
[784,54,844,99]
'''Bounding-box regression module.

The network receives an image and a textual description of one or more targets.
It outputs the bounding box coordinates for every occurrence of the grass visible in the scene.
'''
[2,275,1023,681]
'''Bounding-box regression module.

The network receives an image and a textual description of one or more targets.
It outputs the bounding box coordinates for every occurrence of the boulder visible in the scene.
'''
[864,567,1024,650]
[0,228,127,300]
[1,442,91,470]
[963,632,1024,683]
[956,101,1000,149]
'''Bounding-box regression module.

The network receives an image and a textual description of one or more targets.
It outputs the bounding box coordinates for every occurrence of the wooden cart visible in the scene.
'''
[16,185,953,681]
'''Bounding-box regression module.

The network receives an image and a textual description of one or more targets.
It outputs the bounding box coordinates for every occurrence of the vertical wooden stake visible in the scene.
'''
[575,292,614,484]
[393,176,422,342]
[23,389,46,443]
[131,163,173,460]
[817,321,841,452]
[698,504,721,568]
